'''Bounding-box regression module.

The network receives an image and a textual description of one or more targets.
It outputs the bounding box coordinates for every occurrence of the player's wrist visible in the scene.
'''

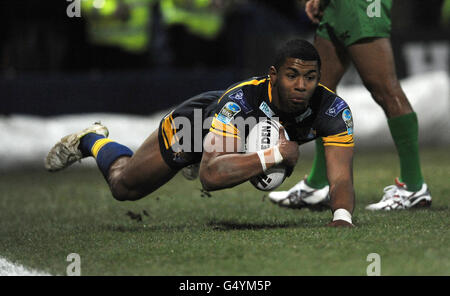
[256,146,284,172]
[332,208,352,224]
[272,145,284,165]
[256,150,267,171]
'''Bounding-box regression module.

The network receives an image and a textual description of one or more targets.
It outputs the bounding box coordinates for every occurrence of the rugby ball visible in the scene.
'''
[246,119,288,191]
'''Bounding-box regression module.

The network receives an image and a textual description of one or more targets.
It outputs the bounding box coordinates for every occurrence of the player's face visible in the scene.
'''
[270,58,319,114]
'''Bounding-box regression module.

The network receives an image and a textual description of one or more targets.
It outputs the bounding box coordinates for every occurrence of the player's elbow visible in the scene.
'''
[199,152,239,191]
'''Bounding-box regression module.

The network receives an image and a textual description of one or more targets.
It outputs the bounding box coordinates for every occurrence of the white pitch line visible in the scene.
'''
[0,257,52,276]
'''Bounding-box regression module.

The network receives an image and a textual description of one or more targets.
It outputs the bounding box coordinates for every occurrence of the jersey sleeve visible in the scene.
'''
[209,77,265,140]
[209,96,244,139]
[317,97,354,147]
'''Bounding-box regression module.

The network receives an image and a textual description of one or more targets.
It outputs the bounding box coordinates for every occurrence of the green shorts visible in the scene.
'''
[316,0,392,47]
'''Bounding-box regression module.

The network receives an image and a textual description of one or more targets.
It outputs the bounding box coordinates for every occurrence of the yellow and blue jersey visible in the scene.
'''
[209,76,354,147]
[158,76,354,169]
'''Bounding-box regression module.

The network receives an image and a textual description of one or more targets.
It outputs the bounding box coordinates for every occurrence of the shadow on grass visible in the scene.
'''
[102,224,195,233]
[412,205,448,212]
[101,217,327,233]
[206,218,323,231]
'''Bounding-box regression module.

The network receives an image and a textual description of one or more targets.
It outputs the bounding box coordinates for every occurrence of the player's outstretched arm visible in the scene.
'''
[324,145,355,227]
[199,129,298,191]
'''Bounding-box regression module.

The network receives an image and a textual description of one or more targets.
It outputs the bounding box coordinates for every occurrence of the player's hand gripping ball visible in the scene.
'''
[246,119,290,191]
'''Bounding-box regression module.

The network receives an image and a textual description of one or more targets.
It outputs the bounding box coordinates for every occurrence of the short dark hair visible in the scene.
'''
[274,39,321,71]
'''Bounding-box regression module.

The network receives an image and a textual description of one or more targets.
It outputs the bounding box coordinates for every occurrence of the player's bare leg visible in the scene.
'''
[347,37,412,117]
[314,35,350,92]
[269,35,350,209]
[348,37,431,209]
[46,124,178,202]
[107,130,178,201]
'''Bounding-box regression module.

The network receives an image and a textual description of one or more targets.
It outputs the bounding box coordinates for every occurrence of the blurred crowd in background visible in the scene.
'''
[0,0,449,116]
[1,0,449,75]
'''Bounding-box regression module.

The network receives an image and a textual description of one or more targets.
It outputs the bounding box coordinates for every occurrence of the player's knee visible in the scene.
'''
[110,183,131,201]
[111,189,131,201]
[111,187,145,201]
[109,174,141,201]
[364,78,402,109]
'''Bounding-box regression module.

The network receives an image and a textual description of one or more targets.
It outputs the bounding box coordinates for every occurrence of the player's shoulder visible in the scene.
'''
[312,83,354,138]
[221,75,269,101]
[314,83,351,117]
[218,75,269,114]
[224,75,269,92]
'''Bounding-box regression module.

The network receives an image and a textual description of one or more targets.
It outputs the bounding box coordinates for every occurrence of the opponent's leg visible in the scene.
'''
[348,38,424,189]
[307,35,350,189]
[314,35,350,91]
[347,37,431,209]
[348,37,413,117]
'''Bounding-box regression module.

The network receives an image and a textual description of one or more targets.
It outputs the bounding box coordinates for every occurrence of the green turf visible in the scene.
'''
[0,147,449,276]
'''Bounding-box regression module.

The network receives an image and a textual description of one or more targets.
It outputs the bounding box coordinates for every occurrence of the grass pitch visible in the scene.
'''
[0,147,449,276]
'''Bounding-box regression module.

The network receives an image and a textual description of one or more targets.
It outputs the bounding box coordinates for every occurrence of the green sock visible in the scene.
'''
[306,138,329,189]
[388,112,424,191]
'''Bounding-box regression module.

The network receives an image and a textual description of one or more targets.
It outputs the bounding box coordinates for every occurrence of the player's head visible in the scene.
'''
[273,39,321,71]
[269,39,321,114]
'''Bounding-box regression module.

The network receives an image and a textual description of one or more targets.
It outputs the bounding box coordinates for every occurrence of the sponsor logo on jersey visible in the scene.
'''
[342,108,353,135]
[217,102,241,124]
[229,89,253,113]
[259,101,275,118]
[325,97,348,117]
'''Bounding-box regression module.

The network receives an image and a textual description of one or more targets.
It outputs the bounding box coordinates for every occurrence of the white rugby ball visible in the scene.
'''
[246,119,288,191]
